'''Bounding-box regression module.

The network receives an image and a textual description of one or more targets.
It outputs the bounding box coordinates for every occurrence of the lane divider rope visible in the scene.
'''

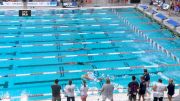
[0,63,180,78]
[0,49,161,61]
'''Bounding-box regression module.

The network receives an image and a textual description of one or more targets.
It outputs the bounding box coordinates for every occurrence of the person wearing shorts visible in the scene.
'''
[101,78,114,101]
[64,80,75,101]
[152,79,167,101]
[128,76,139,101]
[80,80,88,101]
[51,79,61,101]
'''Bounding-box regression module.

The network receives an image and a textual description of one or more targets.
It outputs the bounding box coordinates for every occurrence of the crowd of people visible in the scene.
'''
[150,0,180,16]
[51,69,176,101]
[168,0,180,15]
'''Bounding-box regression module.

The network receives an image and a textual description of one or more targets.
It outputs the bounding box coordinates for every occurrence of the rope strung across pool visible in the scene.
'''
[0,63,180,78]
[0,49,166,61]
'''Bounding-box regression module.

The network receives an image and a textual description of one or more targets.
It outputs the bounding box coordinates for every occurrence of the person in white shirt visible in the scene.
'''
[152,79,167,101]
[80,80,88,101]
[64,80,75,101]
[100,78,114,101]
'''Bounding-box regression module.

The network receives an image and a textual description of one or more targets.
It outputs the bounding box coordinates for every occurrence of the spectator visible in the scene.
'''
[51,79,61,101]
[80,80,88,101]
[138,76,146,101]
[64,80,75,101]
[100,78,114,101]
[168,0,175,16]
[157,0,166,10]
[152,79,167,101]
[167,79,175,101]
[150,0,153,5]
[128,76,139,101]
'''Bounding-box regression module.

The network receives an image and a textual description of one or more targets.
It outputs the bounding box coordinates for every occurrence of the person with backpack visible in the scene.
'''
[138,76,146,101]
[128,76,139,101]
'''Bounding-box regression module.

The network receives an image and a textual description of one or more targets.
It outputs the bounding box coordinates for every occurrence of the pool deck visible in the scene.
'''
[36,94,180,101]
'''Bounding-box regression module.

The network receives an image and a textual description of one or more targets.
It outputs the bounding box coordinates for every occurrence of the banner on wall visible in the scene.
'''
[0,2,57,6]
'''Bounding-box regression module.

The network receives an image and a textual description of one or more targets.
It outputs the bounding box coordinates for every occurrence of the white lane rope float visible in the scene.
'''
[0,39,145,49]
[0,29,173,40]
[112,9,180,64]
[0,63,180,78]
[0,17,114,24]
[0,37,178,49]
[0,30,131,39]
[0,48,175,61]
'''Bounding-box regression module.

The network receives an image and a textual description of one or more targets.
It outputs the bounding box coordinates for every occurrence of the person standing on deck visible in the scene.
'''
[100,78,114,101]
[152,79,167,101]
[167,79,175,101]
[138,76,146,101]
[51,79,61,101]
[144,69,150,95]
[80,80,88,101]
[128,76,139,101]
[64,80,76,101]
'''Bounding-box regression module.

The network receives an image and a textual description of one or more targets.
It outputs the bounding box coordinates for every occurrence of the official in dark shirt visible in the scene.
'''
[144,69,150,87]
[143,69,150,96]
[167,79,175,101]
[51,79,61,101]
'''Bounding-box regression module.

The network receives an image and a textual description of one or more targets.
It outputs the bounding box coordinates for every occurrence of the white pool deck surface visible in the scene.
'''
[36,91,180,101]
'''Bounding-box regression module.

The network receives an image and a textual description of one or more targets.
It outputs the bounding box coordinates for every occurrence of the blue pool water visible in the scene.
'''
[0,8,180,100]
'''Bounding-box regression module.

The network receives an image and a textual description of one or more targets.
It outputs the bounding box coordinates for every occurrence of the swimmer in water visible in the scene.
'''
[69,48,89,51]
[81,72,103,82]
[67,62,89,65]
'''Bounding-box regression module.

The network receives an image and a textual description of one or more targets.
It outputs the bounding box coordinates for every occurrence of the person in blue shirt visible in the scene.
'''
[143,69,150,96]
[144,69,150,88]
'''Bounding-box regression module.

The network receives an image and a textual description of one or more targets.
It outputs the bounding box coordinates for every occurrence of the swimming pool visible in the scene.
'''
[0,8,180,101]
